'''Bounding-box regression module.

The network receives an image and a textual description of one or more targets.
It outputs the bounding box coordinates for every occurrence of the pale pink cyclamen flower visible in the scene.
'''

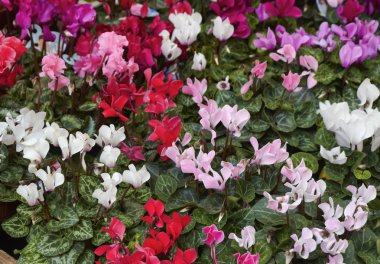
[234,252,260,264]
[328,254,344,264]
[319,197,345,235]
[282,71,302,92]
[299,55,318,89]
[221,105,250,137]
[240,60,267,94]
[97,31,129,56]
[203,224,224,247]
[263,193,299,213]
[281,158,312,184]
[343,200,368,231]
[198,168,231,191]
[250,137,289,166]
[290,228,317,259]
[198,99,222,145]
[269,44,296,63]
[221,160,247,179]
[182,78,207,104]
[180,148,215,180]
[40,53,69,91]
[228,225,256,250]
[346,184,377,204]
[320,235,348,255]
[216,76,230,90]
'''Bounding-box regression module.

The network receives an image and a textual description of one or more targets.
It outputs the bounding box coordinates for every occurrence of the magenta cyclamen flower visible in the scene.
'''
[253,28,277,51]
[339,41,362,68]
[40,54,69,91]
[234,252,260,264]
[264,0,302,18]
[251,60,267,79]
[203,224,224,247]
[281,71,302,92]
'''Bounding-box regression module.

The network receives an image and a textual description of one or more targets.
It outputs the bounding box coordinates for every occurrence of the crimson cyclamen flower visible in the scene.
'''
[163,212,191,241]
[337,0,365,22]
[98,95,129,122]
[172,248,198,264]
[142,229,172,255]
[166,0,193,14]
[264,0,302,18]
[120,143,146,161]
[141,198,167,228]
[148,115,182,148]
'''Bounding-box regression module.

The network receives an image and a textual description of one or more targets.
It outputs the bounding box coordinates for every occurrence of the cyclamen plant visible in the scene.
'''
[0,1,379,264]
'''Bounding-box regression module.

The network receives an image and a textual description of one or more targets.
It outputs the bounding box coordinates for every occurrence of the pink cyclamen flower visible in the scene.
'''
[228,225,256,250]
[40,53,70,91]
[198,99,222,145]
[250,137,289,166]
[270,44,296,63]
[221,160,247,179]
[97,32,129,56]
[281,71,302,92]
[198,168,231,191]
[263,192,300,213]
[328,254,344,264]
[182,78,207,104]
[234,252,260,264]
[203,224,224,247]
[281,158,312,185]
[290,228,317,259]
[299,55,318,72]
[221,105,250,137]
[346,184,377,204]
[339,41,362,68]
[253,28,277,51]
[251,60,267,79]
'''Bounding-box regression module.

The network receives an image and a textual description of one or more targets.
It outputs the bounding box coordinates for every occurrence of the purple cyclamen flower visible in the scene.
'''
[339,41,363,68]
[254,28,277,50]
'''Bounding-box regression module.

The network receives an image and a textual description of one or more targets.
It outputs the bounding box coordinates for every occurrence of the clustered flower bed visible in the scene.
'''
[0,0,379,263]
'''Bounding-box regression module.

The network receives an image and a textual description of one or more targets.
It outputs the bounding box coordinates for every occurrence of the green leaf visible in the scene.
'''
[235,179,255,203]
[155,174,178,202]
[1,214,30,238]
[299,46,324,62]
[0,144,8,172]
[18,240,49,264]
[357,251,378,264]
[227,207,256,229]
[353,169,372,180]
[273,110,297,133]
[48,242,84,264]
[253,167,278,194]
[352,228,377,253]
[78,101,97,112]
[343,241,361,264]
[314,127,336,149]
[37,233,73,257]
[177,228,204,250]
[216,90,237,107]
[0,165,23,183]
[166,188,199,211]
[17,203,42,218]
[199,193,224,214]
[109,210,135,228]
[79,175,100,205]
[91,225,110,246]
[83,116,96,136]
[77,250,95,264]
[295,101,316,128]
[192,208,227,229]
[47,206,79,232]
[0,183,17,202]
[255,230,273,264]
[315,64,342,85]
[253,198,286,226]
[64,220,93,241]
[320,164,348,184]
[61,115,83,131]
[291,152,319,174]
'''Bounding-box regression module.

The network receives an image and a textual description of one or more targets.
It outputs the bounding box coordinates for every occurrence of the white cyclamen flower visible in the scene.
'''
[216,76,230,90]
[212,16,234,41]
[169,12,202,45]
[100,172,122,190]
[320,146,347,165]
[160,30,182,61]
[92,185,117,208]
[122,164,151,188]
[357,78,379,110]
[58,134,84,160]
[318,101,350,131]
[99,145,121,168]
[16,183,44,206]
[191,52,206,71]
[96,124,126,147]
[35,166,65,191]
[44,122,69,147]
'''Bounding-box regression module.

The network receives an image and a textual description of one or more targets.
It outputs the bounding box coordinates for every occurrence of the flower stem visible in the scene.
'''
[211,245,219,264]
[28,27,42,111]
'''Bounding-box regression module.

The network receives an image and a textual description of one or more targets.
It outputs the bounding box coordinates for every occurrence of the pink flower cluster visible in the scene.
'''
[40,54,69,91]
[290,184,376,263]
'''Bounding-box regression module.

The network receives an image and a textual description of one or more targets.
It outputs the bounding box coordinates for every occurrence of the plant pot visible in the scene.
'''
[0,202,17,221]
[0,250,16,264]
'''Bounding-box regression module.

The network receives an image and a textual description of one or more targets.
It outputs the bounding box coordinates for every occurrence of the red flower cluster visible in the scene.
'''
[95,199,197,264]
[0,33,27,88]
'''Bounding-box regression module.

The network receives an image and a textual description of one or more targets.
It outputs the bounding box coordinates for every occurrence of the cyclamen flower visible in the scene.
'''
[122,164,150,188]
[250,137,288,166]
[192,52,207,71]
[198,99,222,145]
[228,226,256,250]
[221,105,250,137]
[281,158,312,184]
[212,16,234,41]
[281,71,302,92]
[339,42,362,68]
[40,54,69,91]
[99,146,121,168]
[216,76,231,91]
[264,0,302,18]
[92,186,118,209]
[100,172,123,190]
[182,78,207,104]
[198,168,231,191]
[16,183,44,206]
[251,60,267,79]
[263,193,299,213]
[169,12,202,45]
[97,32,128,56]
[160,30,182,61]
[96,125,126,147]
[270,44,296,63]
[141,198,166,228]
[120,143,145,161]
[203,224,224,247]
[337,0,365,22]
[290,228,317,259]
[357,78,379,110]
[43,122,69,147]
[320,146,347,165]
[254,28,277,51]
[35,166,64,191]
[234,252,260,264]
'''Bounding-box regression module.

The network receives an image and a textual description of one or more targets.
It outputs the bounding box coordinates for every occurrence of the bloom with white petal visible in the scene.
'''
[96,124,126,147]
[16,183,44,206]
[169,12,202,45]
[216,76,230,90]
[35,166,64,191]
[357,78,379,110]
[160,30,182,61]
[99,145,121,168]
[220,105,250,137]
[122,164,151,188]
[290,228,317,259]
[320,146,347,165]
[100,172,122,190]
[320,235,348,255]
[228,225,255,250]
[191,52,206,71]
[318,101,350,131]
[92,185,117,208]
[212,16,234,41]
[328,254,344,264]
[44,122,69,147]
[58,134,84,160]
